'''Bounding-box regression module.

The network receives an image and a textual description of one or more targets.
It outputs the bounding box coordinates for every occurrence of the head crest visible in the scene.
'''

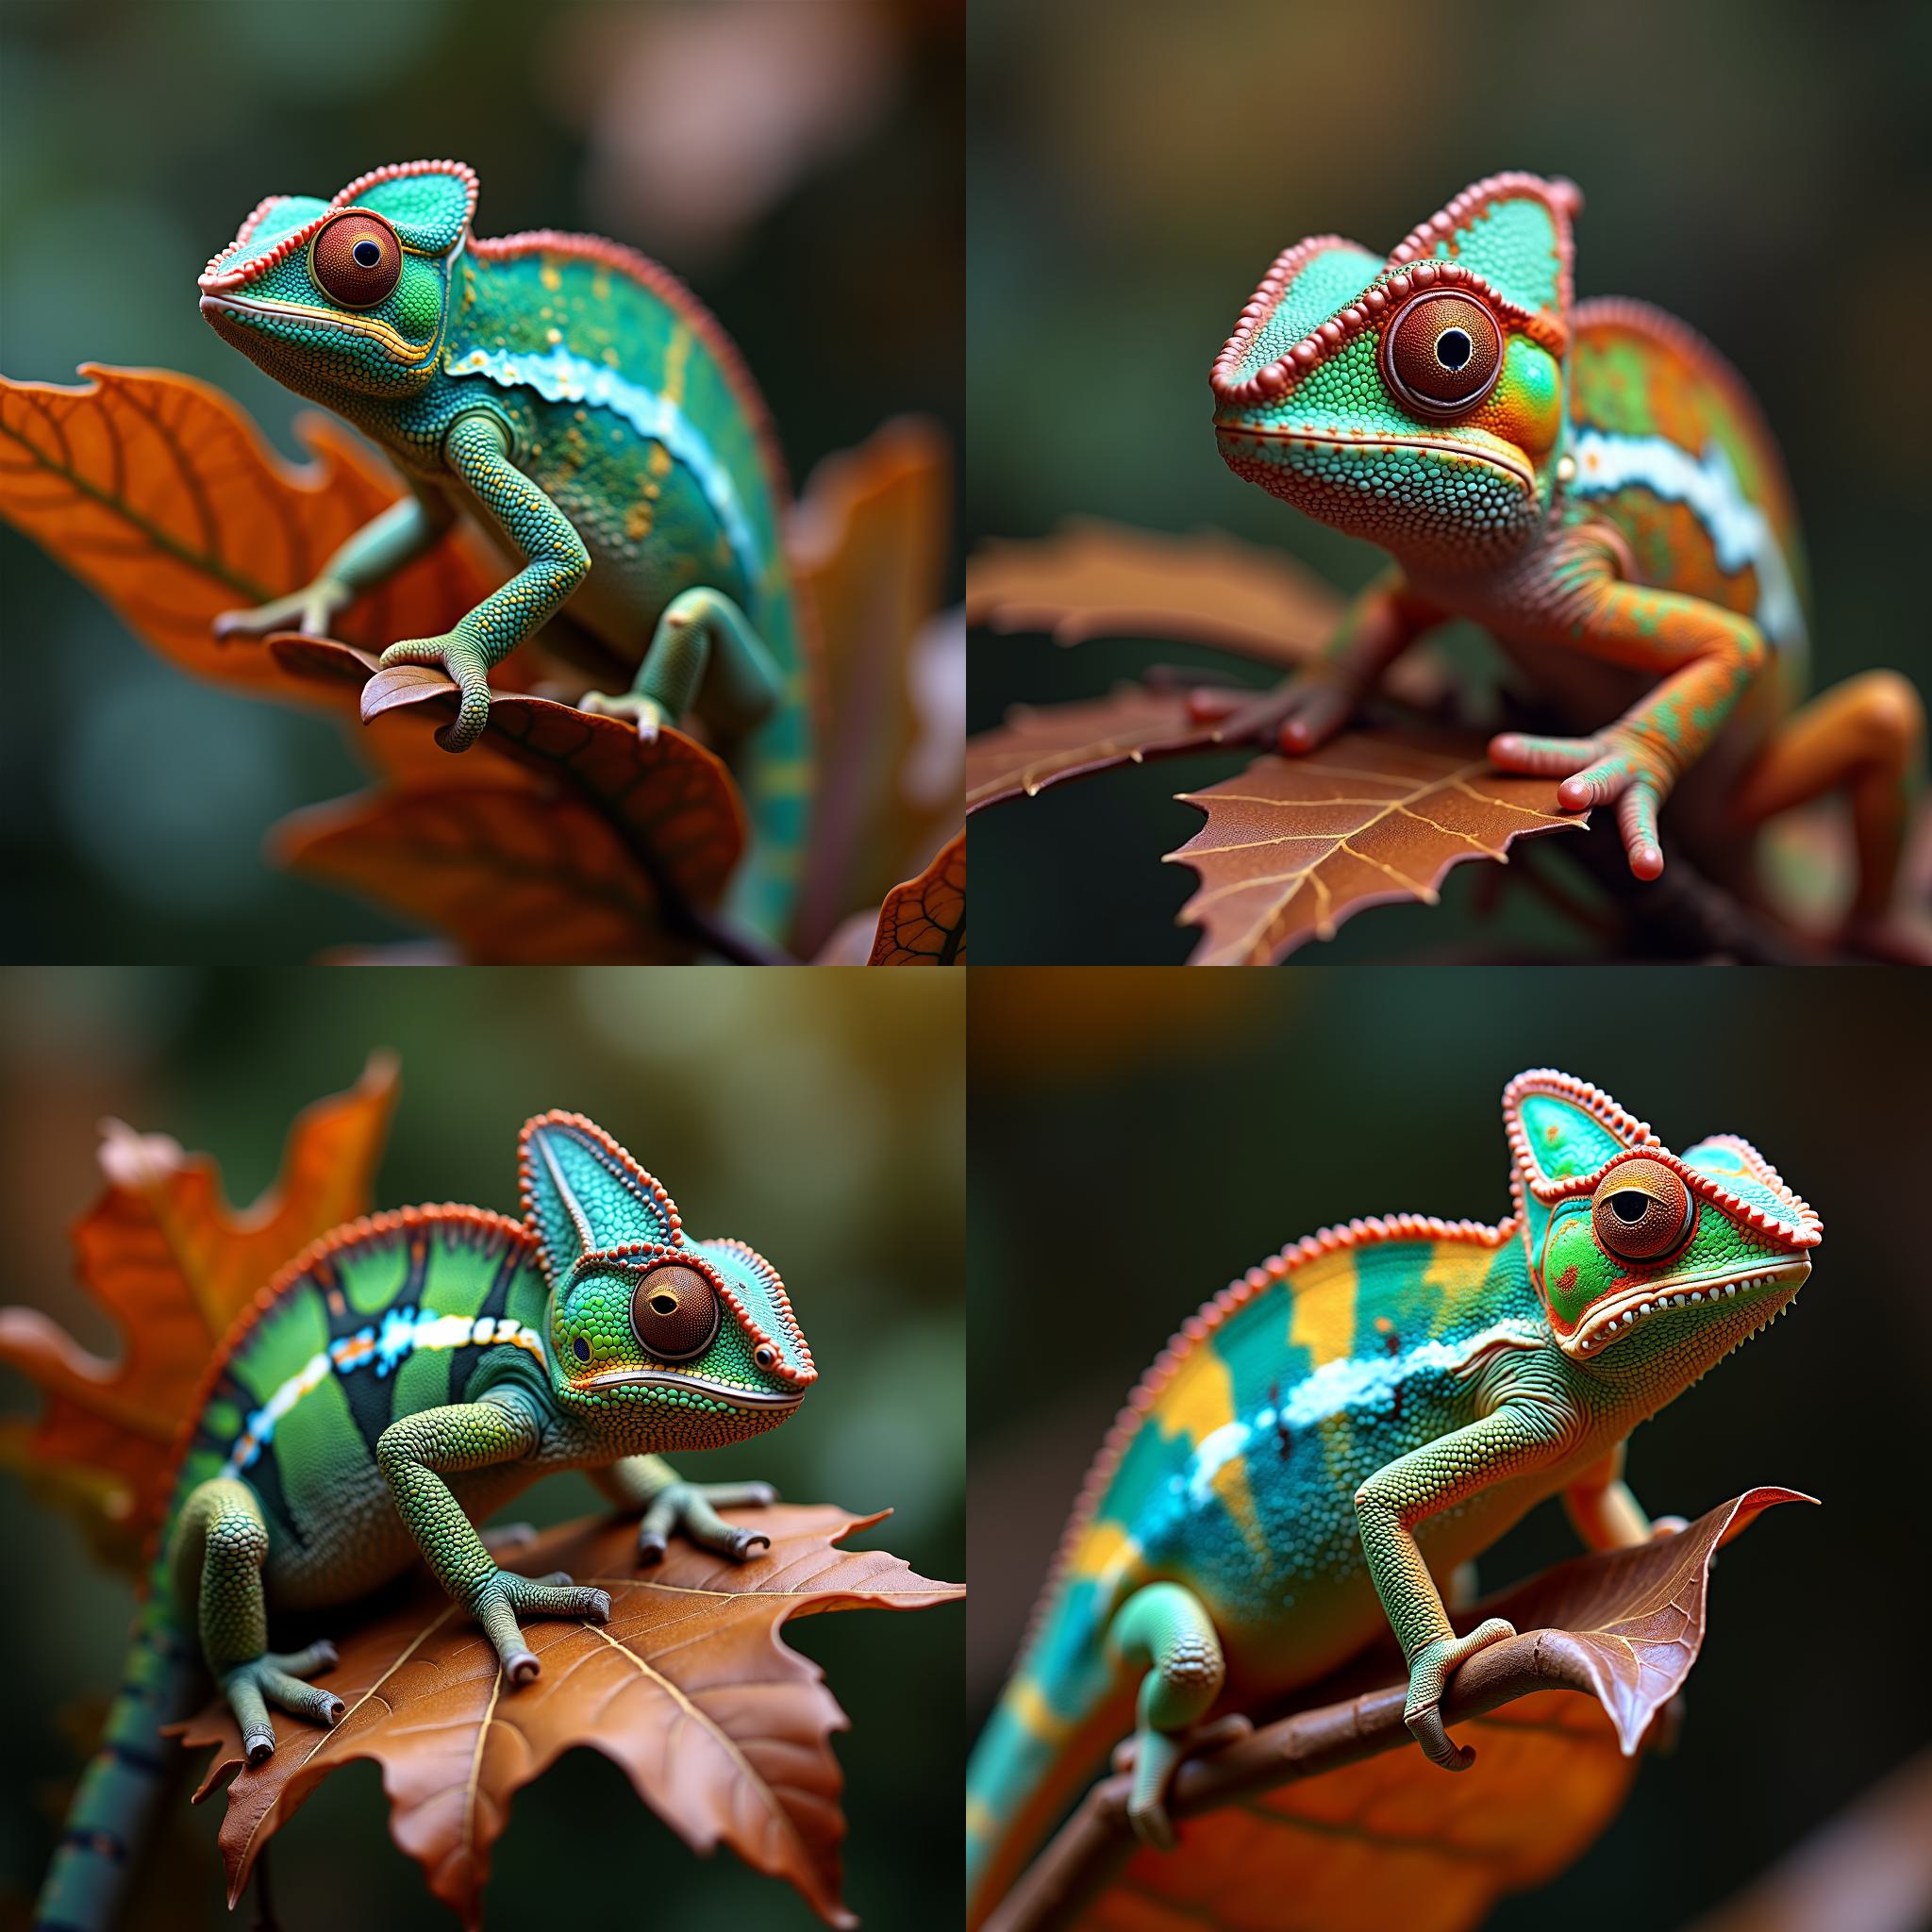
[517,1110,681,1282]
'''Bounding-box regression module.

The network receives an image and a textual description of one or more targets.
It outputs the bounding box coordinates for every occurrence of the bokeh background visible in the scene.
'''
[0,966,964,1930]
[969,967,1931,1927]
[967,0,1932,961]
[0,0,962,961]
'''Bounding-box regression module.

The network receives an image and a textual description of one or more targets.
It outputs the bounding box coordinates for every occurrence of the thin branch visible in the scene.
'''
[984,1627,1613,1932]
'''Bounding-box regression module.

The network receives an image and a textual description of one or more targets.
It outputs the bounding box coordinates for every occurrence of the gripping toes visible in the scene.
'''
[1199,671,1357,756]
[376,632,493,752]
[224,1641,345,1765]
[212,579,348,643]
[1404,1617,1516,1771]
[1489,729,1670,878]
[637,1480,778,1566]
[472,1567,612,1686]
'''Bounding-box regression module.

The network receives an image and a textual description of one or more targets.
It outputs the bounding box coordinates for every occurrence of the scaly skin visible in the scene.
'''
[965,1071,1821,1925]
[36,1111,816,1932]
[1209,173,1924,943]
[196,158,813,940]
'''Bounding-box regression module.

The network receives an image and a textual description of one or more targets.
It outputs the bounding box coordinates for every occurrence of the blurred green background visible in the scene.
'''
[967,0,1932,961]
[0,965,963,1929]
[0,0,962,962]
[968,967,1931,1927]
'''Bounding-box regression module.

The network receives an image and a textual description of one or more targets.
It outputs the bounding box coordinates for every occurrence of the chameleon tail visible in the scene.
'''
[34,1569,192,1932]
[725,583,814,944]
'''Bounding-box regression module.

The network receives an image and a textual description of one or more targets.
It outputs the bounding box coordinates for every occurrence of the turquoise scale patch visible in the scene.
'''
[447,342,760,574]
[1239,242,1381,384]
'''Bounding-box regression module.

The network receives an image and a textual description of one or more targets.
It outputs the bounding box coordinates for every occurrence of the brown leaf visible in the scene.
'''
[175,1506,964,1930]
[869,827,966,963]
[1167,731,1586,965]
[269,639,745,959]
[967,687,1224,812]
[0,1058,398,1564]
[994,1490,1810,1932]
[0,367,493,693]
[790,417,960,953]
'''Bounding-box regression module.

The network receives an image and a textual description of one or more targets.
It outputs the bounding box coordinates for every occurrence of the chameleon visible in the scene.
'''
[965,1069,1820,1924]
[1207,171,1924,954]
[35,1108,817,1932]
[195,158,812,940]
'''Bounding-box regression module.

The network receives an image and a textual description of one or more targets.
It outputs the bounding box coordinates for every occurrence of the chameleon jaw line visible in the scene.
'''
[575,1366,805,1409]
[1565,1258,1811,1358]
[197,291,435,362]
[1217,422,1537,495]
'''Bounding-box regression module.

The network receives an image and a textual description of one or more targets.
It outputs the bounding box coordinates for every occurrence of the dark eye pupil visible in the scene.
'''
[1610,1192,1649,1222]
[1435,327,1473,370]
[648,1292,678,1316]
[572,1335,591,1361]
[353,239,382,268]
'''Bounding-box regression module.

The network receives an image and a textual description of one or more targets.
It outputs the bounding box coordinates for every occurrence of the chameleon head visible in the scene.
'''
[1211,175,1580,575]
[1503,1070,1820,1384]
[196,158,477,403]
[518,1110,816,1450]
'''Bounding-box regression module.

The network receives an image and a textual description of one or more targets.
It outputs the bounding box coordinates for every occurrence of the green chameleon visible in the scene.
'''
[197,158,811,939]
[1208,172,1923,953]
[966,1070,1819,1924]
[36,1108,816,1932]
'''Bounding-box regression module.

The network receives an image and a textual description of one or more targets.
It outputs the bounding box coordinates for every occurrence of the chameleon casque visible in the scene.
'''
[196,158,811,939]
[36,1109,816,1932]
[1208,173,1924,951]
[966,1070,1821,1924]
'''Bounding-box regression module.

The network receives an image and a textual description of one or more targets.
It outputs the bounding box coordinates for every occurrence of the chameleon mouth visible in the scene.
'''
[1564,1258,1811,1358]
[1215,423,1537,495]
[575,1367,806,1409]
[197,291,435,362]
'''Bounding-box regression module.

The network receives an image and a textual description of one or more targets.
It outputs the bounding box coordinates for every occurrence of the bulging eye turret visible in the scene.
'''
[1380,289,1503,418]
[630,1263,721,1362]
[309,209,403,308]
[1591,1158,1692,1262]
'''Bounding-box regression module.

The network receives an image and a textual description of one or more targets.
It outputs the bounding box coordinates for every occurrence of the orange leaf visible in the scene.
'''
[1004,1490,1808,1932]
[790,417,961,953]
[870,827,966,963]
[1167,732,1587,965]
[0,1057,398,1563]
[0,366,494,693]
[175,1506,964,1930]
[967,687,1223,812]
[269,639,746,959]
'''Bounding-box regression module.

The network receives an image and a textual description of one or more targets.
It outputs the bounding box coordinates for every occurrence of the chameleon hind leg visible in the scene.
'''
[1106,1582,1226,1849]
[169,1479,343,1765]
[593,1454,779,1564]
[1726,671,1926,947]
[580,587,782,744]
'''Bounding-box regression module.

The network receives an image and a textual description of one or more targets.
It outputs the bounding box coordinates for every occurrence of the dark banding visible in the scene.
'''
[458,1236,527,1404]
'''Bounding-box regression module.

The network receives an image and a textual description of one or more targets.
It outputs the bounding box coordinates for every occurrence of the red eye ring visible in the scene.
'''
[1379,288,1504,420]
[308,208,404,309]
[629,1263,721,1363]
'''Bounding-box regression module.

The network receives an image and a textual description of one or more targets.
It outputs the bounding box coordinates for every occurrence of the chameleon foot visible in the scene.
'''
[1487,727,1673,879]
[1404,1617,1516,1771]
[212,578,351,643]
[1111,1714,1252,1849]
[635,1479,778,1565]
[223,1640,345,1765]
[470,1567,612,1685]
[1194,667,1362,756]
[579,690,673,744]
[376,629,494,752]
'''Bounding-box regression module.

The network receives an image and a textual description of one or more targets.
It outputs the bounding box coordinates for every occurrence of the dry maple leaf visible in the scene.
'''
[0,367,494,694]
[966,687,1225,812]
[1166,731,1586,965]
[175,1504,963,1930]
[993,1489,1809,1932]
[869,827,966,963]
[269,639,745,960]
[0,1057,397,1566]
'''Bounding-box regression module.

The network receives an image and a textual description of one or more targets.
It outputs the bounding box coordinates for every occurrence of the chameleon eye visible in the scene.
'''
[1380,289,1503,419]
[309,209,402,308]
[630,1263,720,1363]
[1591,1158,1692,1262]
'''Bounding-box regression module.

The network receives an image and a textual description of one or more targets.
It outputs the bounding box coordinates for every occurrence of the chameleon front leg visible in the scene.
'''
[375,1393,610,1684]
[1562,1441,1685,1552]
[1205,572,1441,754]
[1355,1397,1574,1770]
[1489,572,1771,880]
[580,587,783,745]
[1106,1581,1226,1849]
[211,486,456,641]
[591,1453,779,1564]
[378,409,591,753]
[169,1478,344,1764]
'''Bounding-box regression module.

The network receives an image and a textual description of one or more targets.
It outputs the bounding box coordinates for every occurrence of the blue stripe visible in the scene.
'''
[447,342,760,573]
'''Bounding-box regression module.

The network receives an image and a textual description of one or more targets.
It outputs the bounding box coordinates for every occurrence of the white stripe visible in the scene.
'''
[447,341,760,572]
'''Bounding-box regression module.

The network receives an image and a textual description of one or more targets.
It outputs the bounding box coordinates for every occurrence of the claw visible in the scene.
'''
[506,1650,540,1686]
[636,1529,669,1565]
[726,1531,771,1561]
[243,1731,275,1767]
